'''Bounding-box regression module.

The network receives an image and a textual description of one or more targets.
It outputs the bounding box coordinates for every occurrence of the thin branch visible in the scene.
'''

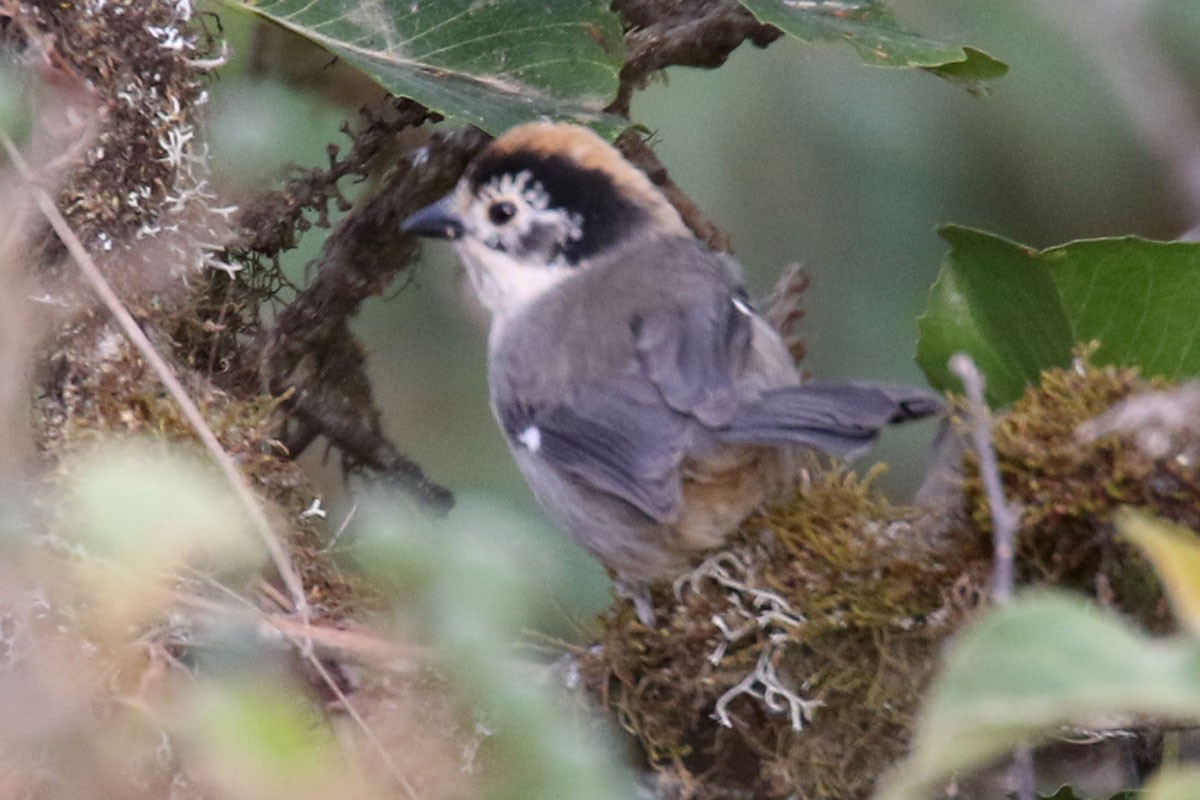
[261,124,487,514]
[308,652,423,800]
[949,353,1033,800]
[172,591,426,671]
[0,127,311,621]
[949,353,1022,604]
[179,578,424,800]
[610,0,782,117]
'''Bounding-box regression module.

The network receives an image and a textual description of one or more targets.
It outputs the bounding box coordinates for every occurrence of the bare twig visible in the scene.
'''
[0,127,311,621]
[307,654,423,800]
[949,353,1033,800]
[949,353,1022,604]
[179,578,424,800]
[262,125,489,514]
[762,263,811,364]
[172,590,426,671]
[610,0,782,117]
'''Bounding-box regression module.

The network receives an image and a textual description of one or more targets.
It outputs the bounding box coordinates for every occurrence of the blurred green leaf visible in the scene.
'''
[1035,789,1086,800]
[1034,789,1135,800]
[917,227,1200,406]
[875,592,1200,800]
[211,0,626,136]
[1142,768,1200,800]
[0,63,33,150]
[184,679,338,800]
[737,0,1007,91]
[1119,508,1200,637]
[64,439,261,575]
[1035,788,1135,800]
[351,492,630,800]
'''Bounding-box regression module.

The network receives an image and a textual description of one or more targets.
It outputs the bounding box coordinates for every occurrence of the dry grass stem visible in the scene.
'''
[0,127,311,622]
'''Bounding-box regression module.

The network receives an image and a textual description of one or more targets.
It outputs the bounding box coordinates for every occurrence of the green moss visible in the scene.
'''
[580,469,989,800]
[581,358,1200,799]
[964,359,1193,628]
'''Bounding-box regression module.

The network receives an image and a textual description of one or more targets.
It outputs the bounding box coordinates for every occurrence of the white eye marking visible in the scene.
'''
[517,425,542,453]
[480,170,550,212]
[471,170,584,263]
[732,297,754,316]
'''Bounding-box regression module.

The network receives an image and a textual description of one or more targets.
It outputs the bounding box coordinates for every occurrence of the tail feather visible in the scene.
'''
[716,381,942,459]
[865,382,945,422]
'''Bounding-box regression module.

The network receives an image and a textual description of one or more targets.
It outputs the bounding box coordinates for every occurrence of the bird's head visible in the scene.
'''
[403,123,688,319]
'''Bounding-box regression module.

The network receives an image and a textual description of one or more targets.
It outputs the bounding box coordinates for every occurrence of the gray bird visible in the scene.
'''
[403,122,938,596]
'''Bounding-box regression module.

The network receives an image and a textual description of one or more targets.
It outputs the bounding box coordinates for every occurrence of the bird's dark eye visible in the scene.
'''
[488,201,517,226]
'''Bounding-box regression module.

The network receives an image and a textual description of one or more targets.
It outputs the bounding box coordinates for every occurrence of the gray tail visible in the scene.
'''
[716,381,943,459]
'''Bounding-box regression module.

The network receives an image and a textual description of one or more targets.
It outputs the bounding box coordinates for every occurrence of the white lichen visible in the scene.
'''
[712,636,822,732]
[678,550,816,731]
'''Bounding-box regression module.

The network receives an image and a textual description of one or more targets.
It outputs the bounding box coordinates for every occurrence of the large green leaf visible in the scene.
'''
[1142,769,1200,800]
[212,0,626,136]
[737,0,1007,91]
[917,226,1200,406]
[875,592,1200,800]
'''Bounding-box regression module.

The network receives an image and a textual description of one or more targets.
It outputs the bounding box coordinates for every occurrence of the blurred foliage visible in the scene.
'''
[180,679,343,800]
[1038,787,1134,800]
[10,0,1200,797]
[1120,508,1200,637]
[0,442,629,799]
[0,62,32,149]
[878,511,1200,800]
[876,591,1200,800]
[352,495,633,800]
[61,439,261,574]
[1141,769,1200,800]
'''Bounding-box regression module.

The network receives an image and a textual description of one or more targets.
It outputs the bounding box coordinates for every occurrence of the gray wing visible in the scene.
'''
[632,292,754,426]
[717,381,943,459]
[498,376,692,523]
[497,292,754,523]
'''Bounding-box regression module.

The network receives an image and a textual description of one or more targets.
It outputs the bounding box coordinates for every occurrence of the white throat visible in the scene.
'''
[456,237,576,329]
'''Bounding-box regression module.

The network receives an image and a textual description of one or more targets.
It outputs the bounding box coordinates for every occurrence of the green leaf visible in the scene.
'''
[1034,788,1135,800]
[917,227,1200,406]
[63,439,261,575]
[1142,769,1200,800]
[875,592,1200,800]
[1033,789,1088,800]
[1119,508,1200,637]
[211,0,627,136]
[736,0,1007,91]
[183,679,339,798]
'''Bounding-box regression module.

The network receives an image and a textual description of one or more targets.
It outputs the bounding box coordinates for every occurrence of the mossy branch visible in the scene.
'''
[579,358,1194,799]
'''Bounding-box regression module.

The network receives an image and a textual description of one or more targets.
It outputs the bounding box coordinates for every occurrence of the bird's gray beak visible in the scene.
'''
[401,194,464,240]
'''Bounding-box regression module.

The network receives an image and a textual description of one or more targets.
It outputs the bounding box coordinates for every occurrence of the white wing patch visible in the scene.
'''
[517,425,542,453]
[732,296,754,317]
